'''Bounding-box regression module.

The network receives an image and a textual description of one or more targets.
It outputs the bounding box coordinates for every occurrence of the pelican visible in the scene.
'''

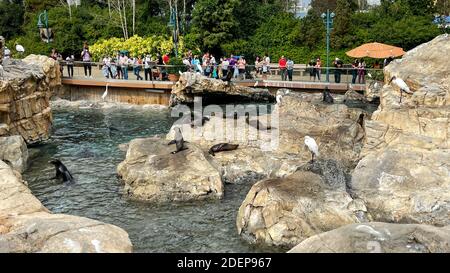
[101,84,109,101]
[304,136,319,163]
[15,44,25,53]
[389,76,412,103]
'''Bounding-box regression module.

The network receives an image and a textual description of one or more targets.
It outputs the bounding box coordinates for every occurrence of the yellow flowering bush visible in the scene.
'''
[90,35,184,61]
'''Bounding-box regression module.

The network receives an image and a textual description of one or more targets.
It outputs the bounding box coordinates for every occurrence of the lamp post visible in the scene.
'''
[321,9,335,83]
[168,7,179,58]
[37,10,50,43]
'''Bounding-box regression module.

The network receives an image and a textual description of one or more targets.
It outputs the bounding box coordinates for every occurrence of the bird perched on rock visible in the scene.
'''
[0,64,4,79]
[276,94,283,104]
[304,136,319,163]
[389,76,412,103]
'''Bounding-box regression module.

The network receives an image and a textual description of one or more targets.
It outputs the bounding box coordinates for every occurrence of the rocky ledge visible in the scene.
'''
[0,55,61,144]
[117,136,223,203]
[0,160,132,252]
[170,72,274,106]
[349,34,450,226]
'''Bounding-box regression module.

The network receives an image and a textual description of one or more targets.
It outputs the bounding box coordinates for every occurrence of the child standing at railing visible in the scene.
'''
[65,55,74,78]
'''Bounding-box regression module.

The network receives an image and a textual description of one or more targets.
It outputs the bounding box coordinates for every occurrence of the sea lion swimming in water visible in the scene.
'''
[323,87,334,104]
[208,143,239,156]
[49,159,75,183]
[168,127,188,154]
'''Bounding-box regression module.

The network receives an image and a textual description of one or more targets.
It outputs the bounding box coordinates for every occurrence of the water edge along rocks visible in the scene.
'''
[0,160,132,253]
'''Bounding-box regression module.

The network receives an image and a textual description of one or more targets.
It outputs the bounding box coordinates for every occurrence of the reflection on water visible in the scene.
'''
[23,107,283,253]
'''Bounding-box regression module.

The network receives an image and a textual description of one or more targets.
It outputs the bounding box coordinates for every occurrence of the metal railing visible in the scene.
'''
[58,60,384,85]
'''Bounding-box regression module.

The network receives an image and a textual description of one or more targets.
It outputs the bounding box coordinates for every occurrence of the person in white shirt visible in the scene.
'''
[144,54,153,81]
[65,55,74,78]
[119,53,129,80]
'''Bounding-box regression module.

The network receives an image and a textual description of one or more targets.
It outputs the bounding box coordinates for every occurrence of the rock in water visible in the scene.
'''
[117,136,223,202]
[350,34,450,226]
[170,72,273,106]
[0,160,132,253]
[0,55,61,144]
[288,222,450,253]
[236,170,369,248]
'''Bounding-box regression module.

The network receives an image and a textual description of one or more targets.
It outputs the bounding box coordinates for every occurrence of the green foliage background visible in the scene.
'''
[0,0,447,63]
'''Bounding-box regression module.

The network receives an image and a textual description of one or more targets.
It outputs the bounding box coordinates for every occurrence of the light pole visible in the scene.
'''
[37,10,50,43]
[321,9,335,83]
[168,7,179,58]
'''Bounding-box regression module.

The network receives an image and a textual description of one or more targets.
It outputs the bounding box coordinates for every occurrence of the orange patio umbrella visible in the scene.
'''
[346,42,405,59]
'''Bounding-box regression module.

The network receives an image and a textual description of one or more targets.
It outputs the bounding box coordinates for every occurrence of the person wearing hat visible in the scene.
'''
[333,57,343,83]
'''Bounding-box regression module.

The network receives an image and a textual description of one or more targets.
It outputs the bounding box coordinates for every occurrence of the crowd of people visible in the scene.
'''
[52,42,391,84]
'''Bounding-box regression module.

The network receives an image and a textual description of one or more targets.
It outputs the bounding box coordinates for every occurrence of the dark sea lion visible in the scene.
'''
[208,143,239,156]
[168,127,188,154]
[323,87,334,104]
[49,159,75,183]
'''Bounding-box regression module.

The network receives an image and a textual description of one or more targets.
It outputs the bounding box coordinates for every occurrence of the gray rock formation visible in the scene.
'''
[117,136,224,203]
[350,34,450,226]
[0,55,61,143]
[288,222,450,253]
[236,167,369,248]
[170,72,273,106]
[0,160,132,253]
[0,136,28,173]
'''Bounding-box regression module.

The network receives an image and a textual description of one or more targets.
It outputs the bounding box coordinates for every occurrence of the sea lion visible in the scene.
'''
[49,159,75,183]
[208,143,239,156]
[168,127,188,154]
[323,87,334,104]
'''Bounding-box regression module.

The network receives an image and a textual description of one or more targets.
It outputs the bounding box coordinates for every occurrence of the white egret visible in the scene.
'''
[254,81,258,87]
[15,44,25,53]
[304,136,319,163]
[101,84,109,101]
[389,76,412,103]
[0,64,4,79]
[367,72,372,78]
[276,94,282,104]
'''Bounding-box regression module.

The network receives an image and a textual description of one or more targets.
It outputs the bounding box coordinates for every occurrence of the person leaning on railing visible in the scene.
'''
[81,42,92,78]
[286,58,294,82]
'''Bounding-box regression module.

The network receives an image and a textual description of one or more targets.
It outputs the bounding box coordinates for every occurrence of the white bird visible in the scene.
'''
[15,44,25,53]
[389,76,412,103]
[276,94,282,104]
[304,136,319,163]
[254,81,258,87]
[101,84,109,101]
[367,72,372,78]
[0,64,3,79]
[374,82,379,89]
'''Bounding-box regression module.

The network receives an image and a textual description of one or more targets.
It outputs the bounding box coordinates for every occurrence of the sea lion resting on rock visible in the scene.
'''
[208,143,239,156]
[49,159,75,183]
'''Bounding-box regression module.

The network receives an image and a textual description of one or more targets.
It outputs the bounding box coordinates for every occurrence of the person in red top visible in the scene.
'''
[278,56,287,81]
[163,53,170,65]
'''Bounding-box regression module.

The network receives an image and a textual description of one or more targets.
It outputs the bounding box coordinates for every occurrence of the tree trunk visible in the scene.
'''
[132,0,135,35]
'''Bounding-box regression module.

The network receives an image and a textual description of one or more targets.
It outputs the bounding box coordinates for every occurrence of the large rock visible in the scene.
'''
[117,136,224,202]
[0,136,28,173]
[276,92,366,169]
[289,222,450,253]
[0,160,132,253]
[0,55,61,143]
[236,166,369,248]
[170,72,273,106]
[350,35,450,226]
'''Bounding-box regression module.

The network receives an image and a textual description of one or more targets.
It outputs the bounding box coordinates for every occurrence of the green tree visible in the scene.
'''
[0,0,25,39]
[332,0,358,49]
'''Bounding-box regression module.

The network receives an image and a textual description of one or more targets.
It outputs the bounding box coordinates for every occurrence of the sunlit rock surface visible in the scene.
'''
[0,55,61,144]
[288,222,450,253]
[351,34,450,226]
[0,136,28,173]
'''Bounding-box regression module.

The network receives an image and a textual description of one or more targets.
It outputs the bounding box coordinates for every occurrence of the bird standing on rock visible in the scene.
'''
[304,136,319,163]
[389,76,412,103]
